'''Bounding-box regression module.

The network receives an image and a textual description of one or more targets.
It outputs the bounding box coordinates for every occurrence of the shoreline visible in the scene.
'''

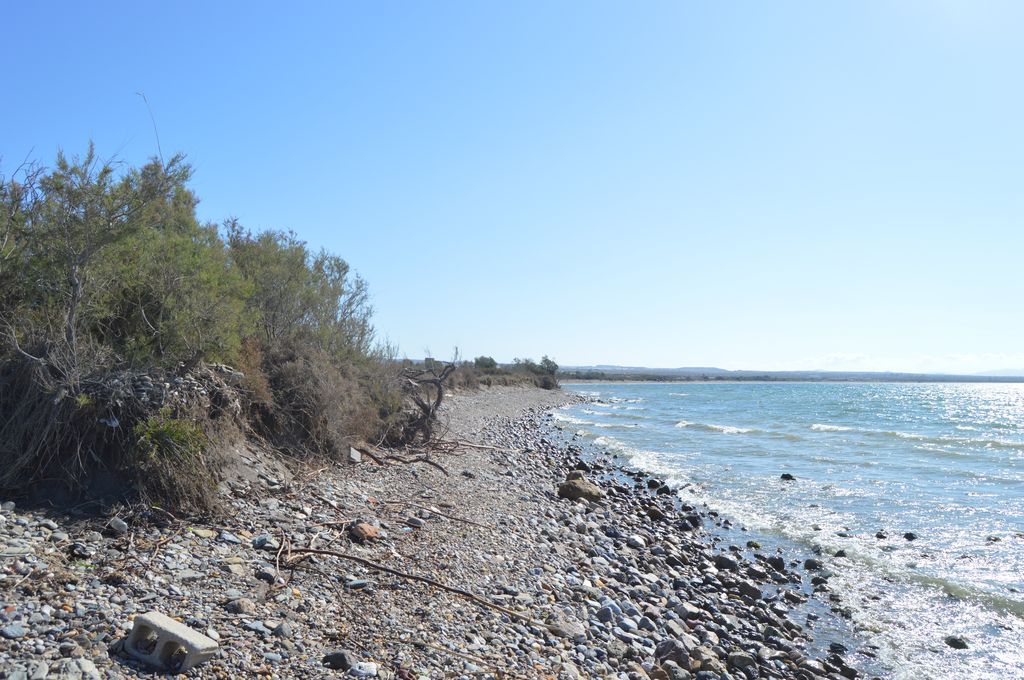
[1,385,870,679]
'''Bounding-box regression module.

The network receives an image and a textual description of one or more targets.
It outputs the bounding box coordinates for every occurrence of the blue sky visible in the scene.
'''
[4,2,1023,373]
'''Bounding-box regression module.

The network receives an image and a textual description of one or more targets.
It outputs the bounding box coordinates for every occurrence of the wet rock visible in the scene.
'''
[903,532,918,541]
[944,635,968,649]
[780,473,796,481]
[738,581,761,599]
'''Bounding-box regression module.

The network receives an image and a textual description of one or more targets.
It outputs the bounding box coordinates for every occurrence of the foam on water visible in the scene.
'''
[561,382,1024,679]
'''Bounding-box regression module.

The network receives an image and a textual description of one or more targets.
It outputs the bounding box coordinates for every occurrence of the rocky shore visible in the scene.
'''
[1,386,872,679]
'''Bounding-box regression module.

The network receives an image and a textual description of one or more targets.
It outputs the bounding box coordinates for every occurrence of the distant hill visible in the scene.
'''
[559,365,1024,383]
[975,369,1024,377]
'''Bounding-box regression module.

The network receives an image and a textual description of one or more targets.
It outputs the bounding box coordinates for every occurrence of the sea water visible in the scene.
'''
[559,382,1024,679]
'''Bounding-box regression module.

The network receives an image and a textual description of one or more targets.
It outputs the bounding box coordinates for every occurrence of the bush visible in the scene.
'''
[131,409,218,513]
[473,356,498,373]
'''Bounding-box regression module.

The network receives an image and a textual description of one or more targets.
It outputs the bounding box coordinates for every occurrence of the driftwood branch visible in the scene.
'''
[285,547,541,625]
[454,440,518,453]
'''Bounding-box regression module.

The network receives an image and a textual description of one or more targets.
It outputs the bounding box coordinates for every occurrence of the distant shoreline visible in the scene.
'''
[559,374,1024,384]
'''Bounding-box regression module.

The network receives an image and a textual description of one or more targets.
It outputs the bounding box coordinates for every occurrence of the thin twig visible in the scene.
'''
[378,500,492,529]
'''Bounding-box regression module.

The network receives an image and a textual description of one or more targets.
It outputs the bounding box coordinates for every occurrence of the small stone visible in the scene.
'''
[804,558,823,571]
[225,597,257,614]
[191,528,217,539]
[2,623,27,639]
[272,621,294,638]
[646,505,666,520]
[627,534,647,549]
[348,661,378,677]
[406,517,425,528]
[728,651,756,669]
[224,563,247,577]
[349,523,380,542]
[218,531,242,544]
[252,534,280,551]
[714,554,738,571]
[107,517,129,535]
[323,649,356,670]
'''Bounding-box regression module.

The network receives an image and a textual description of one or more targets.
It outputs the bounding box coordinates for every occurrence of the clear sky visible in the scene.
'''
[3,2,1023,373]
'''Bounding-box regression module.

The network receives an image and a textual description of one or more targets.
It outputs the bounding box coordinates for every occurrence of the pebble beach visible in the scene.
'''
[0,386,869,679]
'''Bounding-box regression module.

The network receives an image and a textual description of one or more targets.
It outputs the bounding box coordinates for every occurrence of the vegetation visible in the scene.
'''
[0,144,562,512]
[0,145,399,511]
[449,355,559,390]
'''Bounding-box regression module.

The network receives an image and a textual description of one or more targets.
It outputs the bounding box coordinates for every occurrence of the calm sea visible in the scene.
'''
[559,382,1024,679]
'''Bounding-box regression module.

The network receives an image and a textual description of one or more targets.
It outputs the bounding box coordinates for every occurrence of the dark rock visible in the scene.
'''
[714,554,739,571]
[804,558,823,571]
[780,473,796,481]
[323,649,356,670]
[738,581,761,599]
[903,532,918,541]
[655,638,690,667]
[944,635,968,649]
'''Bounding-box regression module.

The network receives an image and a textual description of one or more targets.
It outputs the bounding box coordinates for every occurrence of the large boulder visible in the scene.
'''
[558,473,605,502]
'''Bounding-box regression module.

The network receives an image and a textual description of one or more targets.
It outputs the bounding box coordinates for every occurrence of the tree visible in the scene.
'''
[474,355,498,373]
[225,222,374,360]
[2,144,187,381]
[540,355,558,375]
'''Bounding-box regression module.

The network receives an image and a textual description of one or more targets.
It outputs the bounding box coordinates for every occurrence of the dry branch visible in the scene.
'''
[285,547,542,626]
